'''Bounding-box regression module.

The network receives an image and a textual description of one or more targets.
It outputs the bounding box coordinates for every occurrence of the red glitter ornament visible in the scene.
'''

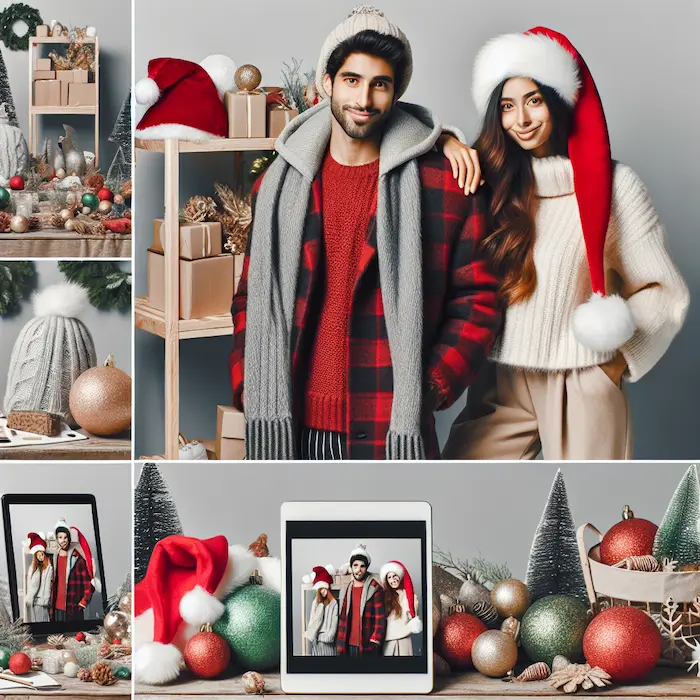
[97,188,114,201]
[8,652,31,675]
[583,606,662,682]
[435,612,488,670]
[9,176,24,190]
[600,506,657,566]
[75,632,86,642]
[184,626,231,679]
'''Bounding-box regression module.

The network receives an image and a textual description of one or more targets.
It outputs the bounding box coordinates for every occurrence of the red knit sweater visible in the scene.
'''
[304,152,379,433]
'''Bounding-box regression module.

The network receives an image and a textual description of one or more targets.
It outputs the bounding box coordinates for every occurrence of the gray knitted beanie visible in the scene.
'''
[3,282,97,426]
[315,5,413,100]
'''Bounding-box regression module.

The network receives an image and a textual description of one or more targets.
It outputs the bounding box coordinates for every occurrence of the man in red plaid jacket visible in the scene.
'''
[336,544,385,657]
[51,520,94,622]
[229,7,502,460]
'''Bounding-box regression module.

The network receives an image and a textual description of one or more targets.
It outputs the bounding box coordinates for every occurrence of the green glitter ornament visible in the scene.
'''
[213,571,280,671]
[114,666,131,679]
[520,594,589,666]
[81,193,99,210]
[0,187,9,209]
[0,647,11,668]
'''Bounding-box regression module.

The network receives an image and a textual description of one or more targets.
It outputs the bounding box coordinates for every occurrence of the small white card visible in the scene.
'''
[0,670,62,689]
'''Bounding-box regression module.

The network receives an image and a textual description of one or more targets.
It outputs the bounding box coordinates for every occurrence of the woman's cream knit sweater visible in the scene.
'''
[491,156,689,381]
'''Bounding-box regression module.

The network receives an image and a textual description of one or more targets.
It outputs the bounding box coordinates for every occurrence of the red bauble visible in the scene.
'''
[600,508,657,566]
[97,188,114,201]
[9,176,24,190]
[583,606,662,682]
[113,638,122,645]
[435,613,488,670]
[9,652,31,675]
[75,632,86,642]
[184,630,231,678]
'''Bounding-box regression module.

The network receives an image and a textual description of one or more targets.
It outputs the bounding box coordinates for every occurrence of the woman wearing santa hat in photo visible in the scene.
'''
[23,532,53,623]
[379,560,422,656]
[442,27,689,460]
[303,566,338,656]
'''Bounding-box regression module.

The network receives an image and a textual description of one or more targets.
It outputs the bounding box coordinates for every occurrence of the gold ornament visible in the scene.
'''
[491,578,531,619]
[548,663,612,693]
[97,200,113,215]
[64,218,75,231]
[235,64,262,91]
[10,215,29,233]
[501,616,521,644]
[242,670,265,694]
[59,208,74,221]
[471,630,518,677]
[118,592,132,614]
[511,661,551,682]
[103,610,130,642]
[69,354,131,436]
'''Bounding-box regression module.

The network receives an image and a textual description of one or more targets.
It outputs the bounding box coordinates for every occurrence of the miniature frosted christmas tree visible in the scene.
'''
[653,464,700,567]
[105,90,131,192]
[134,463,183,583]
[0,51,19,128]
[525,469,588,602]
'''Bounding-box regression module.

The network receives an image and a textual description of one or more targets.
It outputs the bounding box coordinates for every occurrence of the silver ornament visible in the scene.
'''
[118,592,132,614]
[103,611,130,642]
[458,575,491,612]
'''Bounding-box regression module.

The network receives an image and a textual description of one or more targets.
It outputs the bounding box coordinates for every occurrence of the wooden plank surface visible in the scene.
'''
[135,297,233,340]
[29,106,97,115]
[0,430,131,460]
[135,138,276,154]
[135,668,699,697]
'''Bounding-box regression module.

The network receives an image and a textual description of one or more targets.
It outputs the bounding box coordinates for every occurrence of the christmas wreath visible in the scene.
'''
[58,262,131,312]
[0,261,35,316]
[0,4,43,51]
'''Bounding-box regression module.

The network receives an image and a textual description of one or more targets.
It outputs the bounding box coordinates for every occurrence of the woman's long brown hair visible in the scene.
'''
[31,552,49,573]
[385,580,404,619]
[316,589,335,606]
[475,79,572,305]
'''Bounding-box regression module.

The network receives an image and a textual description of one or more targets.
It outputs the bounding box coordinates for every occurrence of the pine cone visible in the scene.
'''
[91,661,117,686]
[84,173,104,191]
[73,219,105,236]
[181,195,217,223]
[249,534,269,557]
[77,669,93,682]
[28,216,42,231]
[49,213,65,229]
[121,180,132,199]
[0,211,11,232]
[98,641,113,658]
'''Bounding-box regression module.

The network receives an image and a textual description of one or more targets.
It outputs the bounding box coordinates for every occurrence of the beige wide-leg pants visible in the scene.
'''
[442,362,633,460]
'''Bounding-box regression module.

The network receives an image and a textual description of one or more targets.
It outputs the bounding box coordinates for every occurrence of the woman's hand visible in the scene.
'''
[599,351,628,387]
[438,134,483,195]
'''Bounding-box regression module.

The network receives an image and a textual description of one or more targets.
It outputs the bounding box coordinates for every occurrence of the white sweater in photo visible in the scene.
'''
[490,156,689,381]
[385,589,417,641]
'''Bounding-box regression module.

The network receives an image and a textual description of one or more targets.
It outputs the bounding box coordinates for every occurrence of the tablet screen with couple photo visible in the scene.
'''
[3,499,105,630]
[286,520,428,674]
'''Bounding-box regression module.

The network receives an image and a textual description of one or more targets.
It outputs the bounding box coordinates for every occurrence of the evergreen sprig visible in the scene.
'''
[58,262,131,313]
[0,261,36,315]
[0,618,32,653]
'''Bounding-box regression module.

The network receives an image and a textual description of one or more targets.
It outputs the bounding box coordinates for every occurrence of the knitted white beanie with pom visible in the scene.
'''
[3,283,97,426]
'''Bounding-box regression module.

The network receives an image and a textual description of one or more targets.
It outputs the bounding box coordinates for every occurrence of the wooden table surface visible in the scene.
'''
[0,430,131,461]
[0,230,131,258]
[1,673,130,698]
[135,667,699,698]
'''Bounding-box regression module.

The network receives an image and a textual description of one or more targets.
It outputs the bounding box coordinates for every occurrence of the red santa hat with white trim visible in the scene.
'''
[135,54,237,141]
[472,26,636,352]
[134,534,281,685]
[379,560,422,634]
[23,532,47,555]
[302,565,336,590]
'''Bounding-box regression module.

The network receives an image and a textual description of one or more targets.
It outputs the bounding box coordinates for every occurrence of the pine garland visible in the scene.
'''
[0,261,35,316]
[58,262,131,313]
[0,617,32,653]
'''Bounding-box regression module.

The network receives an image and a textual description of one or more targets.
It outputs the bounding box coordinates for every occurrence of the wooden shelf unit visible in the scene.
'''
[28,36,100,165]
[135,137,275,459]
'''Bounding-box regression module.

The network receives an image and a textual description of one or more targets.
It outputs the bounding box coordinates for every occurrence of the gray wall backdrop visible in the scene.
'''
[1,463,132,604]
[135,460,691,590]
[2,0,131,169]
[134,0,699,459]
[291,537,424,656]
[0,261,132,404]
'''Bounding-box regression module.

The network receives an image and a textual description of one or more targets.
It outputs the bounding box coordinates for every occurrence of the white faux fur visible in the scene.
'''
[134,642,183,685]
[379,562,404,583]
[408,617,423,635]
[32,283,88,319]
[472,32,581,115]
[572,293,636,352]
[215,545,282,598]
[91,577,102,594]
[134,123,220,142]
[179,585,224,627]
[135,77,160,106]
[199,54,237,99]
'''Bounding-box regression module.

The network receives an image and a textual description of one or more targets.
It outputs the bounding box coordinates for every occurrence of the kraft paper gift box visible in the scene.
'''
[268,105,299,139]
[73,69,89,83]
[35,57,52,70]
[61,80,69,106]
[33,80,60,106]
[35,24,49,37]
[226,90,266,138]
[68,83,96,107]
[152,218,222,260]
[56,69,74,83]
[33,70,56,80]
[216,405,245,460]
[147,249,234,320]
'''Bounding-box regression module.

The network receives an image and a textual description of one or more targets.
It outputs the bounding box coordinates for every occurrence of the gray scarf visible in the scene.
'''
[245,99,445,460]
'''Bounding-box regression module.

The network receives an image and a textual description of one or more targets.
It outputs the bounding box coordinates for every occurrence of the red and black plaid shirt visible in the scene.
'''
[230,150,503,459]
[52,550,93,616]
[336,579,385,655]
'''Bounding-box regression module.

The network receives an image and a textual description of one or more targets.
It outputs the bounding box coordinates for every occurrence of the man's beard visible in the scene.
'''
[330,97,391,140]
[352,570,367,581]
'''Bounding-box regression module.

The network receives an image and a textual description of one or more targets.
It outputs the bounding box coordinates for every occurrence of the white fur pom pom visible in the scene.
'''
[135,77,160,106]
[408,617,423,635]
[572,293,635,352]
[32,283,88,319]
[180,585,224,626]
[200,55,237,98]
[134,642,183,685]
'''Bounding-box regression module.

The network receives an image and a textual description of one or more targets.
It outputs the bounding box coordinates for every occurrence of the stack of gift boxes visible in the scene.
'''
[147,218,246,320]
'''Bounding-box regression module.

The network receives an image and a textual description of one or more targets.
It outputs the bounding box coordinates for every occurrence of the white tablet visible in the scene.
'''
[281,501,433,695]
